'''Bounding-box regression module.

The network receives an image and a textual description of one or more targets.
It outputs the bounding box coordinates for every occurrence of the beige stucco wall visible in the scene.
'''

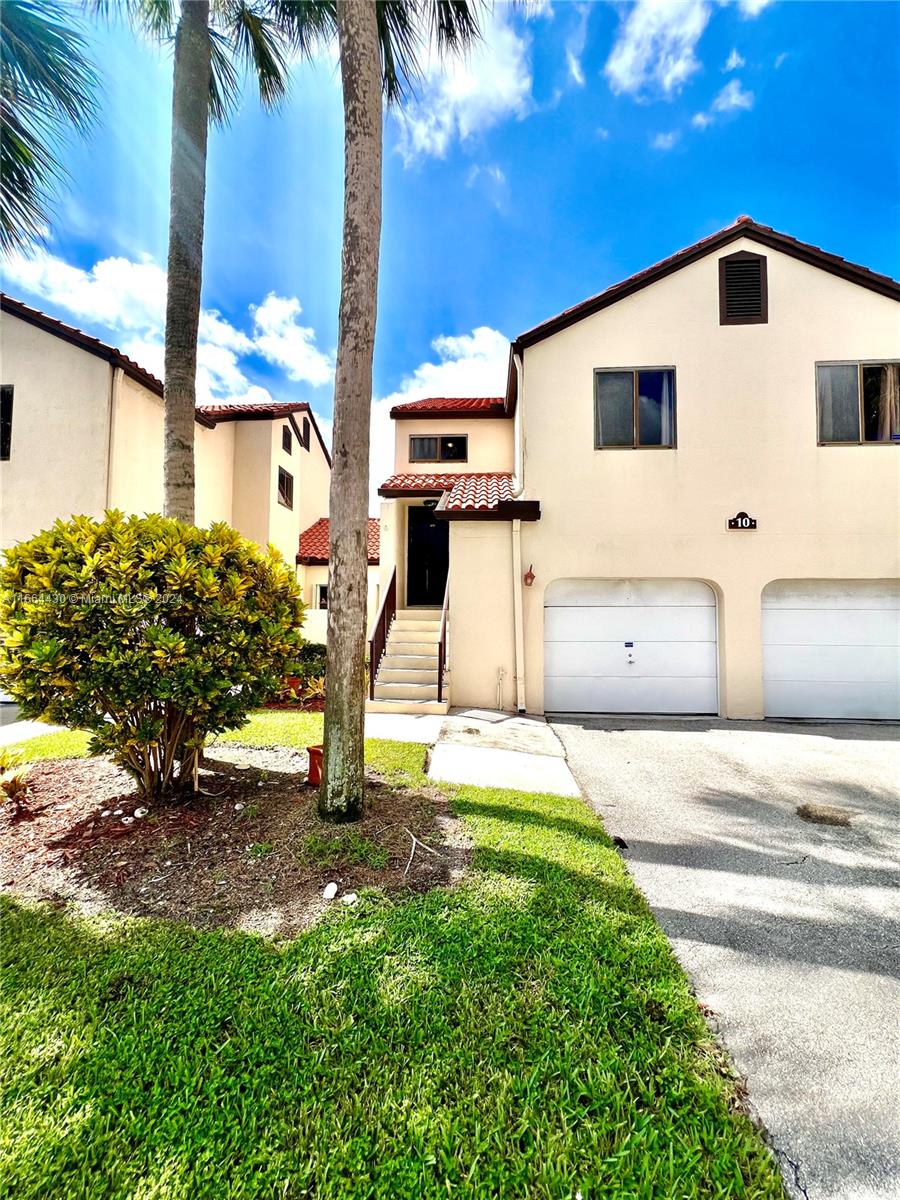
[515,238,900,718]
[296,420,333,539]
[196,421,235,526]
[297,561,381,646]
[1,312,111,546]
[393,417,514,474]
[448,522,517,710]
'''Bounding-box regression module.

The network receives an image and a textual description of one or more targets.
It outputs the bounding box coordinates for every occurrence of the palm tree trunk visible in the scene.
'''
[163,0,211,522]
[319,0,382,821]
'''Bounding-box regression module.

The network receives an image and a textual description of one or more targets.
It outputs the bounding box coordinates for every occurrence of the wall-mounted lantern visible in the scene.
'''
[523,564,535,587]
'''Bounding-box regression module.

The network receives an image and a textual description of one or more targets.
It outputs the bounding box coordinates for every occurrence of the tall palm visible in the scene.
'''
[105,0,294,521]
[281,0,481,821]
[0,0,97,253]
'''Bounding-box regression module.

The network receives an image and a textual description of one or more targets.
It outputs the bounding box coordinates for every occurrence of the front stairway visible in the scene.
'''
[366,608,449,714]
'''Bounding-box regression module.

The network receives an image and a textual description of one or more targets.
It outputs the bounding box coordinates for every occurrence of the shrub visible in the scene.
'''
[296,641,327,679]
[0,750,30,816]
[0,512,305,799]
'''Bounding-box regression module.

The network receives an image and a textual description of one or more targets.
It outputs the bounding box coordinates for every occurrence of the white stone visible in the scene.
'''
[134,807,148,818]
[341,892,358,905]
[322,882,338,900]
[234,803,245,812]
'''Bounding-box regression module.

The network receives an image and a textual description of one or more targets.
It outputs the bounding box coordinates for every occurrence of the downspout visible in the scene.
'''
[105,363,123,509]
[511,351,527,712]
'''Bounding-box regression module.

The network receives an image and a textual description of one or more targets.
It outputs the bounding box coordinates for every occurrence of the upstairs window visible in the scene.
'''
[302,416,310,449]
[0,386,11,460]
[594,369,676,449]
[278,466,294,508]
[409,434,469,463]
[282,425,292,454]
[719,251,768,324]
[818,362,900,444]
[316,584,328,610]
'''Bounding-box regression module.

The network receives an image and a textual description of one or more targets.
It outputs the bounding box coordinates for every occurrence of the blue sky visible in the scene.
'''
[3,0,899,490]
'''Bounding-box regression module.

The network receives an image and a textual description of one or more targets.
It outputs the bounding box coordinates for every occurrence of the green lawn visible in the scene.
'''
[1,723,783,1199]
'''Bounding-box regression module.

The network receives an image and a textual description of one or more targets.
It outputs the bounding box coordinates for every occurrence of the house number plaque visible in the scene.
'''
[728,511,757,530]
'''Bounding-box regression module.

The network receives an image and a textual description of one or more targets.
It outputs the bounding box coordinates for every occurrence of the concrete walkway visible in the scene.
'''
[0,717,64,747]
[427,709,580,796]
[554,715,900,1200]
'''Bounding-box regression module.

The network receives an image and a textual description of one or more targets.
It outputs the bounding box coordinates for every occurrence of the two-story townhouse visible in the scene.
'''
[0,295,332,572]
[371,218,900,721]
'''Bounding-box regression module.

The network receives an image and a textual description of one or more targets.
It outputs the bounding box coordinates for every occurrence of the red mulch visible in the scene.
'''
[1,750,468,939]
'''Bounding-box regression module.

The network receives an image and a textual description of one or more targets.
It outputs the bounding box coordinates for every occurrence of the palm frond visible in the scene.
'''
[265,1,336,62]
[89,0,176,42]
[428,0,482,54]
[376,1,422,104]
[208,27,240,123]
[224,1,290,111]
[0,0,97,252]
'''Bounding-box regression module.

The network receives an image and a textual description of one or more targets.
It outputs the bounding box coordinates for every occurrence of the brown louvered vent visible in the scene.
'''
[719,251,768,324]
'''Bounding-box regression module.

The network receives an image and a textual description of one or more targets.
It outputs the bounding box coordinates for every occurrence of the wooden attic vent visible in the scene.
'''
[719,250,768,324]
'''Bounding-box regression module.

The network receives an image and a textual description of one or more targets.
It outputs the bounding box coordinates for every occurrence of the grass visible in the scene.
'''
[1,717,784,1199]
[302,830,390,870]
[3,727,91,763]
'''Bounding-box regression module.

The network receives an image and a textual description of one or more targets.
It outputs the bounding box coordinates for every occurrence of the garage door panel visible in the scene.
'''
[545,605,716,643]
[762,580,900,720]
[546,578,715,608]
[764,681,900,720]
[762,643,900,684]
[763,609,900,648]
[545,640,718,679]
[544,675,717,715]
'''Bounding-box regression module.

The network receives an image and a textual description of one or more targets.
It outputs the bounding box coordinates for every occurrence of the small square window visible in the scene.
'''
[317,584,328,610]
[409,434,468,462]
[818,362,900,444]
[278,466,294,508]
[594,369,676,448]
[282,426,292,454]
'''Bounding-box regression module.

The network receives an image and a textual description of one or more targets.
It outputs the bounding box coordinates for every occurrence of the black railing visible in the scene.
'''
[368,568,396,700]
[437,577,449,703]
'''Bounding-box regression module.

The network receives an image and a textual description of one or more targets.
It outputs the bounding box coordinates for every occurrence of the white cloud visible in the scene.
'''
[712,77,754,111]
[596,126,611,140]
[736,0,773,16]
[565,4,591,87]
[723,48,745,71]
[393,8,534,163]
[250,294,333,386]
[605,0,711,98]
[651,130,680,150]
[775,51,788,68]
[369,326,510,512]
[3,245,334,406]
[691,111,713,129]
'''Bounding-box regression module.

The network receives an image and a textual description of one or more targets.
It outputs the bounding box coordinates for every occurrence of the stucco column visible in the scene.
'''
[717,578,765,719]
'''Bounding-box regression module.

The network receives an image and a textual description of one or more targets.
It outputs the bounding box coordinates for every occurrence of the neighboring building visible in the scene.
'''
[296,516,381,645]
[373,218,900,720]
[0,295,332,575]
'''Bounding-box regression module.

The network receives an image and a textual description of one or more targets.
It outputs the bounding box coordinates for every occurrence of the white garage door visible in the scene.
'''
[544,579,718,714]
[762,580,900,719]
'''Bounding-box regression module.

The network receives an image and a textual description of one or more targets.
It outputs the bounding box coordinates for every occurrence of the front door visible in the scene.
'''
[406,504,449,606]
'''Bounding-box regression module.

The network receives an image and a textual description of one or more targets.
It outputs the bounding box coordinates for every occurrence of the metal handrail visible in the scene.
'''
[437,576,449,703]
[368,568,396,700]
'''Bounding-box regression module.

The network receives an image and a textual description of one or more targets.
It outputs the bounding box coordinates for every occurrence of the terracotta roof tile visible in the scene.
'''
[297,517,379,564]
[378,472,514,512]
[198,402,311,420]
[390,396,507,418]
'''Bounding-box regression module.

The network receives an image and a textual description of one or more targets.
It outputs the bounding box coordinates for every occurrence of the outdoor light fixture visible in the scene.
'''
[523,564,535,587]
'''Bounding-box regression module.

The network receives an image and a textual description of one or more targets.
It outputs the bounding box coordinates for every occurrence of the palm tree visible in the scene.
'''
[0,0,97,253]
[104,0,294,521]
[286,0,480,821]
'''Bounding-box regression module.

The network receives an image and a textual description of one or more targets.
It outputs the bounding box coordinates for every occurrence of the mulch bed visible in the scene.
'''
[1,748,469,939]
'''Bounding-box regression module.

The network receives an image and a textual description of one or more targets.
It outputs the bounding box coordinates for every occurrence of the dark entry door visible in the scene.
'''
[407,504,449,606]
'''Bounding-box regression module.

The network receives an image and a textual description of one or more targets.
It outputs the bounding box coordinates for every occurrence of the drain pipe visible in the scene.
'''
[511,351,527,713]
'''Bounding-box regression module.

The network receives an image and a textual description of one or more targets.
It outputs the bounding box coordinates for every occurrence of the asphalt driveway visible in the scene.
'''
[552,716,900,1200]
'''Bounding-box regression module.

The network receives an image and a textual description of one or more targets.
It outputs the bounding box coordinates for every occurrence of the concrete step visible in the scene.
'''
[384,639,439,657]
[374,681,439,701]
[382,653,441,671]
[395,608,441,621]
[378,667,439,685]
[365,697,449,715]
[391,619,442,634]
[389,625,440,643]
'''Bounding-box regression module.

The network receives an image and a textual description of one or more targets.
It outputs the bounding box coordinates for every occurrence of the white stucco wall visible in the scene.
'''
[297,561,381,646]
[1,313,111,546]
[512,238,900,718]
[393,417,514,474]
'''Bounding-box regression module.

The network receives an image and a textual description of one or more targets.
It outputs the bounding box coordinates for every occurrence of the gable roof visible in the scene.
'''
[512,216,900,355]
[0,292,215,428]
[297,516,379,565]
[194,403,332,466]
[390,396,507,419]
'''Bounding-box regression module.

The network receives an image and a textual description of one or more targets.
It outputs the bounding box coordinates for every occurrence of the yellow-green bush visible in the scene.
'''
[0,512,305,798]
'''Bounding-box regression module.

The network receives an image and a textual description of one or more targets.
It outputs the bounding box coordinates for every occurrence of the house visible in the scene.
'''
[0,295,332,577]
[372,218,900,720]
[296,516,381,644]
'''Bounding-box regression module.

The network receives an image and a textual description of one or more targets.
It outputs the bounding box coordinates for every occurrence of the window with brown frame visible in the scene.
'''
[594,368,676,448]
[719,251,768,324]
[302,416,310,449]
[817,362,900,444]
[282,425,292,454]
[409,434,468,462]
[277,466,294,508]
